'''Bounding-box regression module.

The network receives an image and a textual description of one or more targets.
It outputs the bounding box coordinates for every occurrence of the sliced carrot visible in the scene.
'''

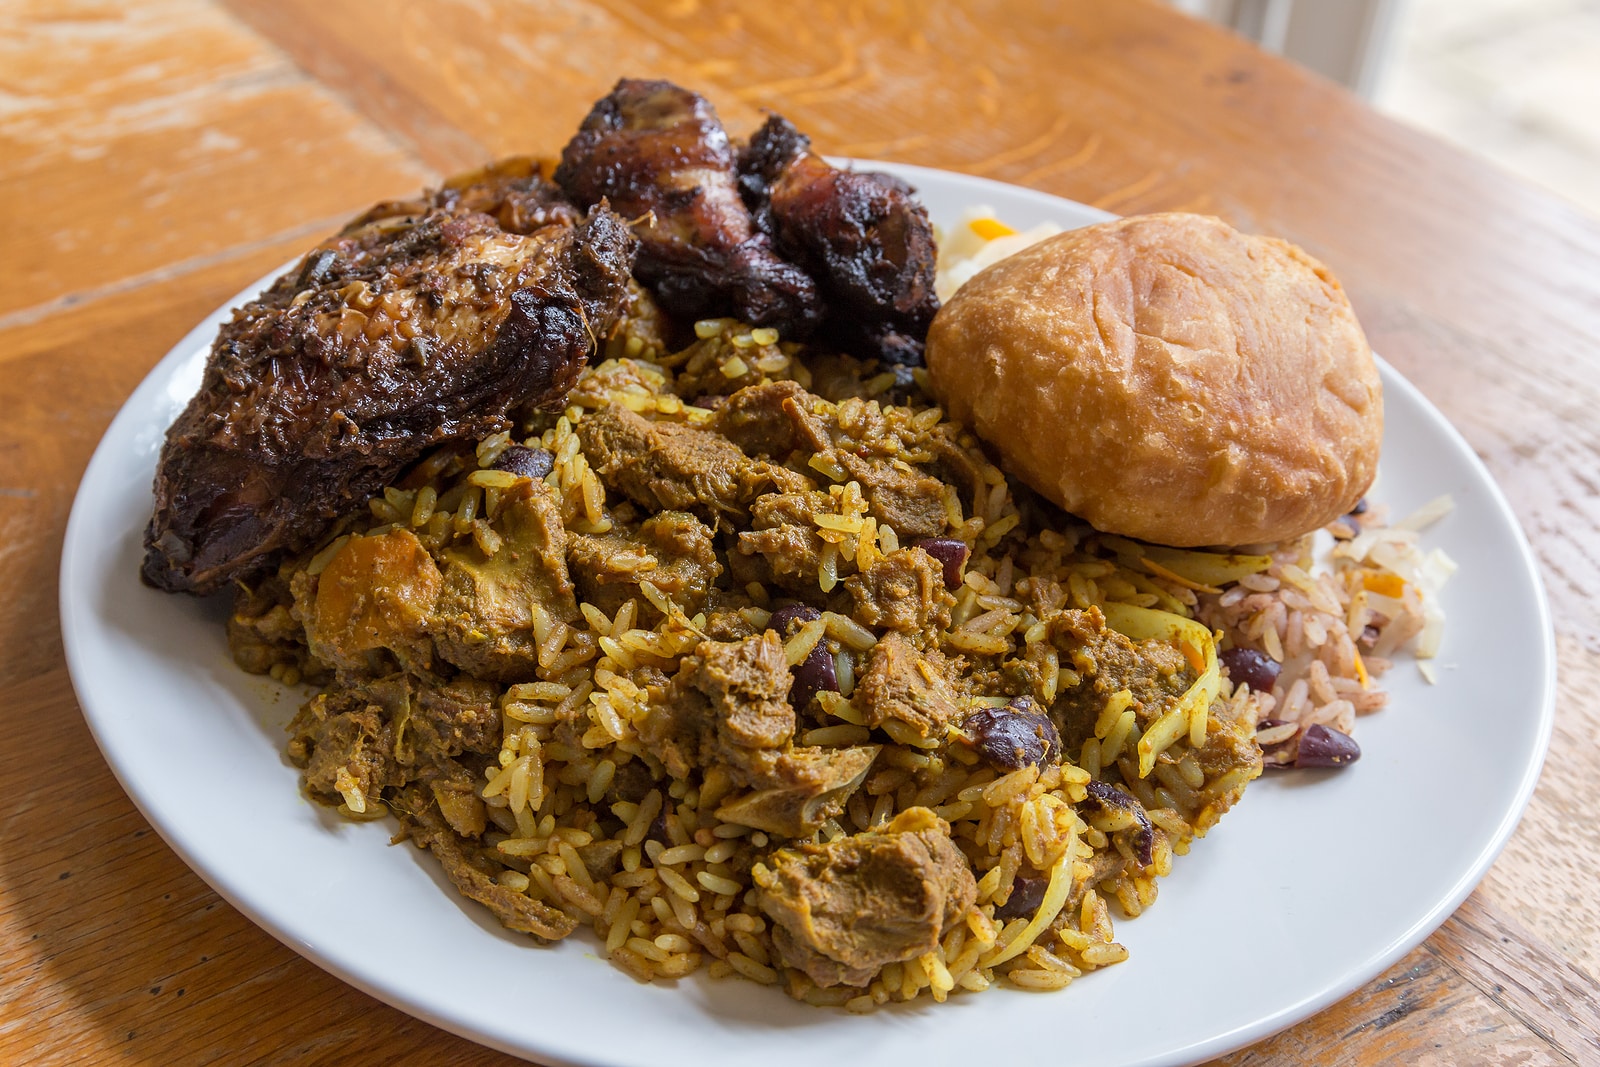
[1362,571,1405,597]
[969,217,1016,240]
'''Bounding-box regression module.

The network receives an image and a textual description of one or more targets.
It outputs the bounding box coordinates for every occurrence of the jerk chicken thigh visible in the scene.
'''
[346,157,583,237]
[142,203,637,595]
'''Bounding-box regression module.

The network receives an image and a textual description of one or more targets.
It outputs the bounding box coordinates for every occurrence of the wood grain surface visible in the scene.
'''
[2,0,1596,1063]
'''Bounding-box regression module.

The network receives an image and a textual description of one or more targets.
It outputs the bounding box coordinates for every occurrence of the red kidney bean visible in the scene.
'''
[766,604,836,710]
[767,603,820,634]
[964,696,1061,771]
[1219,647,1281,694]
[994,872,1049,920]
[645,804,672,847]
[1295,724,1361,768]
[492,445,555,481]
[912,537,969,589]
[789,643,838,711]
[1082,780,1156,866]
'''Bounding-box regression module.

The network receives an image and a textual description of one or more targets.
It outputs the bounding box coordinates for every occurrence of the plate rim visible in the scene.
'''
[59,161,1558,1067]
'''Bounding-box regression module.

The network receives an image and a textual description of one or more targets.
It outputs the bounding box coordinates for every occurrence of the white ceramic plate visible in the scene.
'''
[61,164,1555,1067]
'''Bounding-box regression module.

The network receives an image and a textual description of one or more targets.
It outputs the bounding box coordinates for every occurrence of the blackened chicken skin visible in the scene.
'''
[142,205,636,596]
[741,114,940,365]
[347,157,582,237]
[554,79,822,333]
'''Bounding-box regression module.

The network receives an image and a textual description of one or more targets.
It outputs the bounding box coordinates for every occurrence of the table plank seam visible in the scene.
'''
[1427,898,1600,1066]
[212,0,460,177]
[1335,961,1431,1041]
[217,0,485,175]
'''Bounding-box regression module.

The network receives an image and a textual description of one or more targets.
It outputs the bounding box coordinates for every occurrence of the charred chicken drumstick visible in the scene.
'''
[142,204,636,596]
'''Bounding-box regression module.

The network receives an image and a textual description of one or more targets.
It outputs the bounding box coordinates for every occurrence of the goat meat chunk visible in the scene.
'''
[756,808,976,987]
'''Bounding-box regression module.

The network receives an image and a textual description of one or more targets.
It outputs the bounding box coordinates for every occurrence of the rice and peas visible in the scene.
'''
[236,208,1454,1008]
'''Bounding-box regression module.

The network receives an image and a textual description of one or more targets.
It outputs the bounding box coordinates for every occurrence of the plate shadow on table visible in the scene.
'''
[2,626,354,1058]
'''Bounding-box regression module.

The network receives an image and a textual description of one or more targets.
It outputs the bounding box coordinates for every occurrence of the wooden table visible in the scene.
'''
[4,1,1598,1063]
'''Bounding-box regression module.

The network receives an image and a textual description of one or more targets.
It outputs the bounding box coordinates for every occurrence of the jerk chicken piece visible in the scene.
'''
[740,114,941,365]
[554,78,822,334]
[344,157,582,237]
[142,204,637,595]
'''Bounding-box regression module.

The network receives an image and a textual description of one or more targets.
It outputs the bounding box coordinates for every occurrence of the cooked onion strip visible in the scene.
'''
[1102,536,1271,588]
[1100,602,1221,774]
[981,851,1073,968]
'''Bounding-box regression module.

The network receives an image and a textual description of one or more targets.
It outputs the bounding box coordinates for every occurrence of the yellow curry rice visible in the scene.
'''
[229,297,1427,1007]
